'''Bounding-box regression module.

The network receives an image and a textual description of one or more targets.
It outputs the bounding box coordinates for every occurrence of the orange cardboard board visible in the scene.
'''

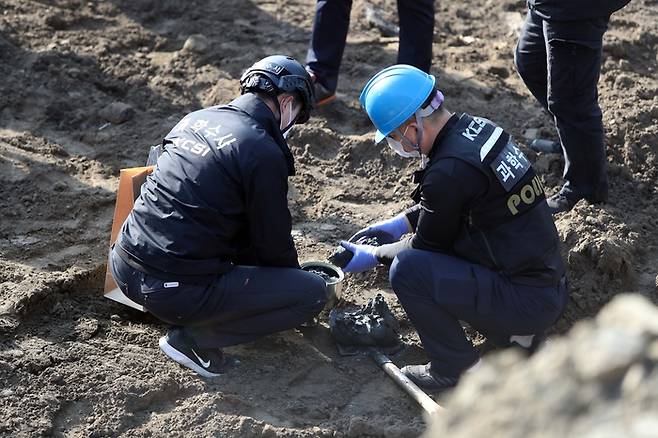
[103,166,153,311]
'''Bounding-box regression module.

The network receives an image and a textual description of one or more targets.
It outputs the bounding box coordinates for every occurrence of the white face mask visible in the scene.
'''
[280,100,296,139]
[386,125,420,158]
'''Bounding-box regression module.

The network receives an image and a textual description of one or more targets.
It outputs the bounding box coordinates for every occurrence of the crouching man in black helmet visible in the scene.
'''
[342,65,569,393]
[108,55,327,377]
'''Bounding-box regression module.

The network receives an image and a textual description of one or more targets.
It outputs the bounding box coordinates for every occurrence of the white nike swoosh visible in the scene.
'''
[191,348,211,368]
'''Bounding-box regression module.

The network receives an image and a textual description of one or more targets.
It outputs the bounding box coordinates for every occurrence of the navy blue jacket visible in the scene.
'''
[527,0,630,20]
[116,94,299,280]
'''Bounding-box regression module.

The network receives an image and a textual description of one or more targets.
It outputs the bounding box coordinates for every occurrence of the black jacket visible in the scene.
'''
[527,0,631,21]
[116,94,299,280]
[378,113,565,287]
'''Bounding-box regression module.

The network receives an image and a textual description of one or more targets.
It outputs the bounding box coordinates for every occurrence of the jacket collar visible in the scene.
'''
[229,93,296,176]
[427,113,461,161]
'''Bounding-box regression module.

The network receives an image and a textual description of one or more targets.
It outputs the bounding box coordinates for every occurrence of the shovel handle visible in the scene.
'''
[372,352,444,415]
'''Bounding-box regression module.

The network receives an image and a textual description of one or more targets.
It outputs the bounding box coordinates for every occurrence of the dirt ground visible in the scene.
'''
[0,0,657,436]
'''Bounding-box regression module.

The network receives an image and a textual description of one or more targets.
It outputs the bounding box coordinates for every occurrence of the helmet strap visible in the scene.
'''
[417,90,444,118]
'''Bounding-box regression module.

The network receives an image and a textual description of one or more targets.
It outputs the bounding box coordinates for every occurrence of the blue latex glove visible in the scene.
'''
[340,241,379,273]
[350,213,410,244]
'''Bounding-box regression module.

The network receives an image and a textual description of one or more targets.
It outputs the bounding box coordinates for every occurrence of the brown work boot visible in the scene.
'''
[313,81,336,106]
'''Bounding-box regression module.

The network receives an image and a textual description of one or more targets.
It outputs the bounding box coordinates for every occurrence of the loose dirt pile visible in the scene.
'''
[1,0,657,437]
[424,294,658,438]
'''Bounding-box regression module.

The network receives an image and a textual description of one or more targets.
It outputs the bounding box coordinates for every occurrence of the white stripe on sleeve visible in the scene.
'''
[479,126,503,161]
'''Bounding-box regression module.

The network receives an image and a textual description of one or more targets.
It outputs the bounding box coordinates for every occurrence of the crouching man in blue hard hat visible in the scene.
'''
[109,55,328,378]
[342,65,569,392]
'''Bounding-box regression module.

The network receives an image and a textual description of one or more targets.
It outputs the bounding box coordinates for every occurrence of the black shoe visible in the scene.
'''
[547,188,608,214]
[529,138,561,154]
[159,328,238,378]
[510,333,547,355]
[400,363,458,393]
[585,182,609,205]
[546,191,578,214]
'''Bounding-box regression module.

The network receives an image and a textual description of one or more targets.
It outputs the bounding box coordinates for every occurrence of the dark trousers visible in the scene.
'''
[514,7,610,201]
[389,249,568,378]
[109,248,327,349]
[306,0,434,92]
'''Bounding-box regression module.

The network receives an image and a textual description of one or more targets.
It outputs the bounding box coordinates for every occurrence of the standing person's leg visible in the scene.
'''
[514,8,549,110]
[544,17,610,206]
[396,0,434,73]
[305,0,352,95]
[389,249,566,390]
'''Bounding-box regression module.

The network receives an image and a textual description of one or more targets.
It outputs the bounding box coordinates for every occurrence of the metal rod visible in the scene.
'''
[371,351,444,415]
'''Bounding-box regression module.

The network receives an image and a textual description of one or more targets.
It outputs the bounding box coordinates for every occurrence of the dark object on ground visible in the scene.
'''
[529,138,561,154]
[327,230,391,269]
[99,101,135,125]
[330,295,442,414]
[329,294,401,355]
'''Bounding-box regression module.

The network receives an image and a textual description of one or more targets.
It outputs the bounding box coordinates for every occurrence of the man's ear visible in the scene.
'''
[279,93,294,107]
[405,120,418,134]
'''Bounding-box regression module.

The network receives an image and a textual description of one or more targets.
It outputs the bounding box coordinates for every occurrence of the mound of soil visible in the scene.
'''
[424,294,658,437]
[1,0,656,436]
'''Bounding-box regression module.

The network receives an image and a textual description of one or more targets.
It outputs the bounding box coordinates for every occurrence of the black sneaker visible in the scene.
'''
[546,191,578,214]
[159,328,237,378]
[400,363,459,393]
[510,333,547,355]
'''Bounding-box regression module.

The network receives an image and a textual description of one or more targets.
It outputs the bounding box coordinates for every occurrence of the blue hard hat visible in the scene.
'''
[359,65,436,143]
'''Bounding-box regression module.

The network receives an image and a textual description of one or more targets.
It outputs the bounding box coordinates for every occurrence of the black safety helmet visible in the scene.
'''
[239,55,315,124]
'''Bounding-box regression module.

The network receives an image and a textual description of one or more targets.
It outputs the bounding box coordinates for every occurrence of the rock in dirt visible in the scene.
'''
[52,181,68,192]
[487,65,510,79]
[614,73,635,89]
[364,3,399,37]
[596,238,634,279]
[182,34,209,54]
[422,294,658,438]
[523,128,540,140]
[99,102,135,125]
[348,416,384,437]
